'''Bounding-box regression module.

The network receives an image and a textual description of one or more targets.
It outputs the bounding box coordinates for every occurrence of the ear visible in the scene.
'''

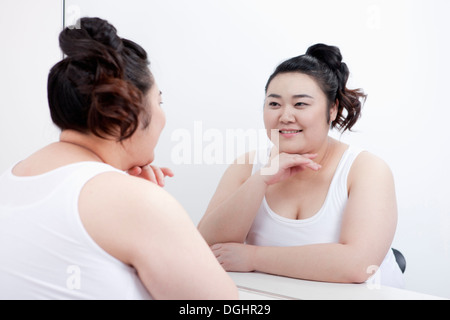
[330,99,339,122]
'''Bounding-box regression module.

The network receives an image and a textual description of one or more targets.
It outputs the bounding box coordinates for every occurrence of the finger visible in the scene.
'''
[211,247,223,260]
[127,166,142,177]
[301,153,318,160]
[152,166,165,187]
[285,155,314,168]
[292,155,321,169]
[304,163,321,171]
[283,156,320,172]
[161,167,174,177]
[296,160,321,171]
[142,165,158,184]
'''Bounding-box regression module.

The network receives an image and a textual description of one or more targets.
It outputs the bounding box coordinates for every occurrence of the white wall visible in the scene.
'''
[0,0,62,169]
[1,0,449,299]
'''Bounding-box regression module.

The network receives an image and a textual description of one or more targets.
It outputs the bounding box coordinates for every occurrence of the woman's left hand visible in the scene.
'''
[211,243,256,272]
[127,165,174,187]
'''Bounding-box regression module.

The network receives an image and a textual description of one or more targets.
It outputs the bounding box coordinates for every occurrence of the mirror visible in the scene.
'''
[64,0,450,299]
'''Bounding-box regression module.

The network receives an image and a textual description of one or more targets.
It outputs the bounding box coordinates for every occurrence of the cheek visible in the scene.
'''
[153,111,166,137]
[305,107,328,126]
[263,109,277,127]
[149,105,166,130]
[148,111,166,143]
[159,110,166,130]
[263,111,277,141]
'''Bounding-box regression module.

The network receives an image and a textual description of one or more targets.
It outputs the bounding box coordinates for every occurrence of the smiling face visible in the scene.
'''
[264,72,337,154]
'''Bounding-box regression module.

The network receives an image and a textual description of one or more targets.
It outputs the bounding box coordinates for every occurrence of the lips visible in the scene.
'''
[279,130,303,134]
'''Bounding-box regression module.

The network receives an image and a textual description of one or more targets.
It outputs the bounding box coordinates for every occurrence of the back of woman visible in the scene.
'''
[0,162,151,299]
[0,17,237,300]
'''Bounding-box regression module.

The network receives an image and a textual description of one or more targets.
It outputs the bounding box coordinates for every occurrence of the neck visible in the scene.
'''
[291,137,337,181]
[314,136,336,167]
[59,130,127,170]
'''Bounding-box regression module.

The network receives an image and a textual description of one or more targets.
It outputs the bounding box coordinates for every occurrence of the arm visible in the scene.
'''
[212,152,398,284]
[79,172,238,300]
[198,152,267,245]
[198,151,321,245]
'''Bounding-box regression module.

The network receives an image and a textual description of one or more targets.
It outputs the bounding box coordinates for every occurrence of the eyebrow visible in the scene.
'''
[267,94,314,99]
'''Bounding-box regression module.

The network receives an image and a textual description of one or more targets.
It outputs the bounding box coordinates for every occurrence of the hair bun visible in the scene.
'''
[306,43,342,71]
[49,17,153,142]
[60,17,123,58]
[306,43,349,90]
[81,17,123,51]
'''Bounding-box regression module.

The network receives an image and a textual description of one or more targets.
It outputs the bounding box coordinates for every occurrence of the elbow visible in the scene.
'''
[337,245,385,284]
[197,220,217,246]
[341,263,380,284]
[197,227,215,246]
[196,218,207,236]
[345,271,371,285]
[197,224,246,246]
[336,271,369,285]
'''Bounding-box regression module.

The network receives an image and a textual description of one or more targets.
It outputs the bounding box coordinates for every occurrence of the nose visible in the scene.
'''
[279,106,295,123]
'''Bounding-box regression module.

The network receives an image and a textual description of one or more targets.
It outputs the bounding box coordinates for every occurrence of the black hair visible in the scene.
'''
[265,43,367,132]
[47,17,153,141]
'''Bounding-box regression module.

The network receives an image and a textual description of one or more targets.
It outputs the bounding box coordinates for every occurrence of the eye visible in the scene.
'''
[294,102,308,108]
[159,91,163,106]
[268,102,281,109]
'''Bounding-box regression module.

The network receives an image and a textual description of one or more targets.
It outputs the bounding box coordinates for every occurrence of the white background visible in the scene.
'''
[1,0,449,298]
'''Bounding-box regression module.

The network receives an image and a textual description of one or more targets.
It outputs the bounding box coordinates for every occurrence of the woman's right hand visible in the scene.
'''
[260,153,321,186]
[127,165,174,187]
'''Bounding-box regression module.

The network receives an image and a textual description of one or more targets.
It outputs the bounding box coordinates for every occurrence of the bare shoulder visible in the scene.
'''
[78,172,191,262]
[351,151,393,176]
[348,151,395,189]
[81,171,182,215]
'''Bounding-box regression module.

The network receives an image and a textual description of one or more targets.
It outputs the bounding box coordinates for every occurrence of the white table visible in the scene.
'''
[229,272,446,300]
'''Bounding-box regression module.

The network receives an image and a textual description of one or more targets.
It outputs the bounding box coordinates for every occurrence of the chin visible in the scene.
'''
[277,143,308,155]
[135,154,154,167]
[146,155,155,165]
[149,150,157,162]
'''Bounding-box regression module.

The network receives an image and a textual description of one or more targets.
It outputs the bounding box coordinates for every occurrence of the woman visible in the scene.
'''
[0,17,238,300]
[198,43,404,288]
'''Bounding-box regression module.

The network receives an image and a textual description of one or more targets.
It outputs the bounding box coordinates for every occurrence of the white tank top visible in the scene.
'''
[247,147,405,288]
[0,162,152,299]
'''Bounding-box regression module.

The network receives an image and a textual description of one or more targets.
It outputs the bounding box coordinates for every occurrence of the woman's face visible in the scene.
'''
[126,81,166,166]
[263,72,337,154]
